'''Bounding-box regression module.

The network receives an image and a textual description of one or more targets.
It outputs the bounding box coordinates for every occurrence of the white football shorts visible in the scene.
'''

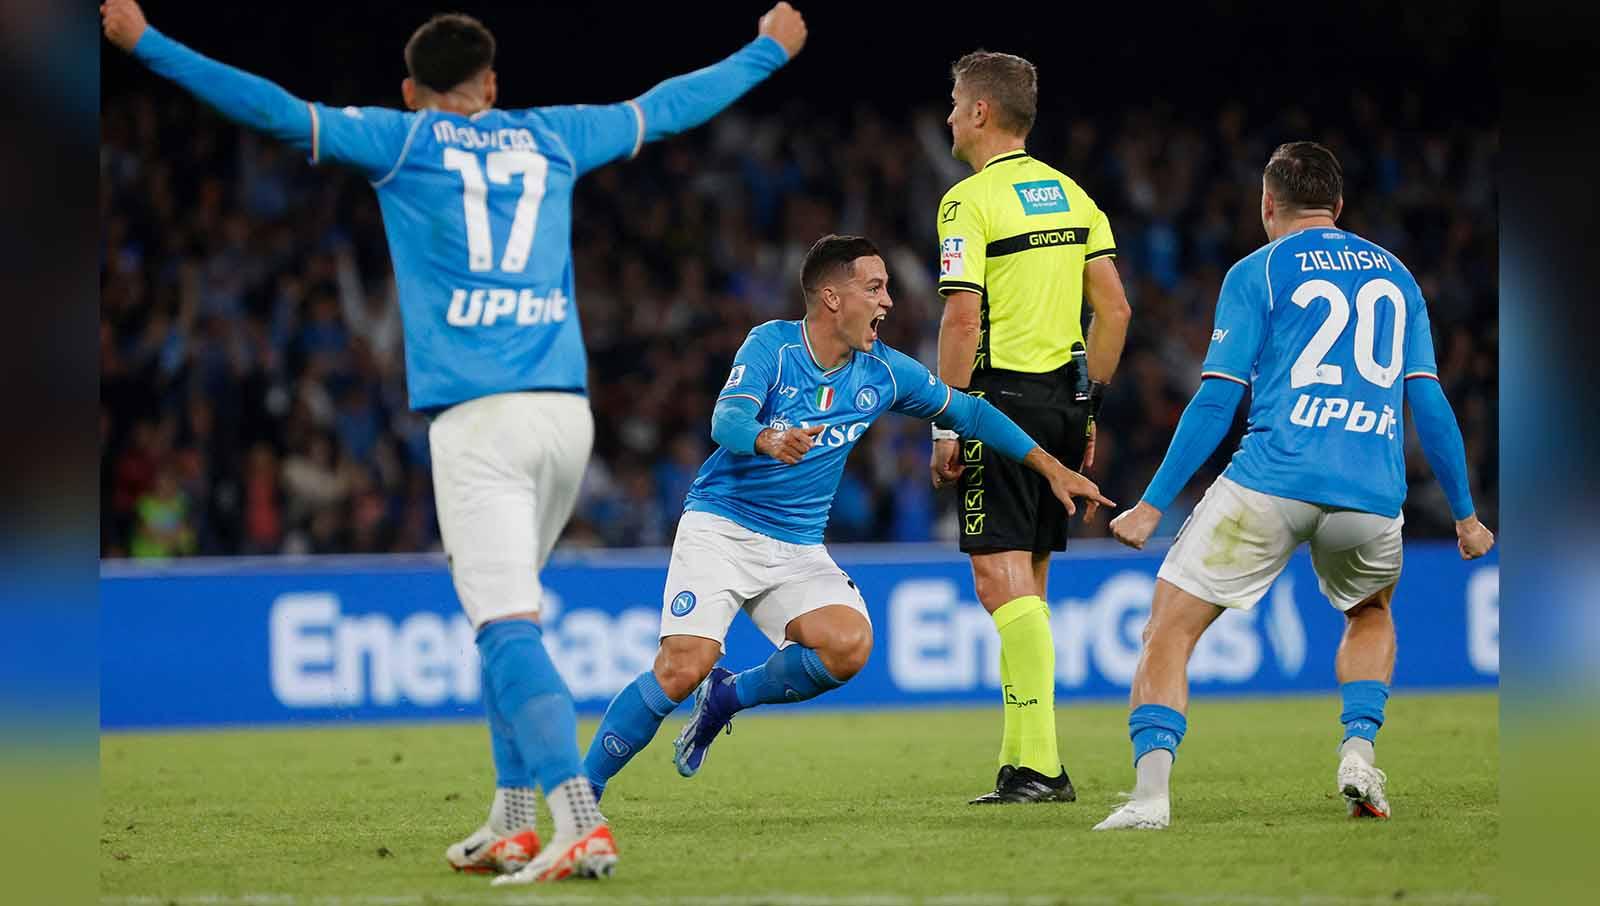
[428,391,594,629]
[660,510,870,650]
[1157,475,1403,612]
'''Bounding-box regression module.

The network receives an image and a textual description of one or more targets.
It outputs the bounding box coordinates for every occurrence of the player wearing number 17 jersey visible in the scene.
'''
[1094,142,1495,831]
[104,0,810,883]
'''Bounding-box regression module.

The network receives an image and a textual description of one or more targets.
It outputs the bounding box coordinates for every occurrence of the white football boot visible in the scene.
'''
[445,823,541,874]
[1092,795,1171,830]
[1338,751,1391,818]
[491,824,618,885]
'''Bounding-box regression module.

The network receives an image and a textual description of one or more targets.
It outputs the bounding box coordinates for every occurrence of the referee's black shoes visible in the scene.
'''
[968,764,1077,804]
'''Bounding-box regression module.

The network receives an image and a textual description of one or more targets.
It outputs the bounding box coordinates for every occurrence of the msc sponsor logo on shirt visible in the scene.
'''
[940,237,966,277]
[1012,179,1070,215]
[446,287,569,327]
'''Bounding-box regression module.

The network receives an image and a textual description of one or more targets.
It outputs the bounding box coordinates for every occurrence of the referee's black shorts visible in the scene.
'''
[958,364,1091,554]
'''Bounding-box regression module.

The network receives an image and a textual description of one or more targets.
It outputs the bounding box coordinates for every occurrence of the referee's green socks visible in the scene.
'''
[992,595,1059,773]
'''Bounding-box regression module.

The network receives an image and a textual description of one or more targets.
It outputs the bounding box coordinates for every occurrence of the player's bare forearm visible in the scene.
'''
[1084,257,1132,383]
[1022,446,1114,520]
[938,291,983,389]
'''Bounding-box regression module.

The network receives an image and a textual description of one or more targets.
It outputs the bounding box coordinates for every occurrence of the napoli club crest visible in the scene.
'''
[854,387,879,412]
[670,590,697,617]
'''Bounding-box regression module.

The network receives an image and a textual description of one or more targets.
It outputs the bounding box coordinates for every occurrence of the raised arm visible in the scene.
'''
[539,4,805,176]
[636,4,804,142]
[103,1,312,152]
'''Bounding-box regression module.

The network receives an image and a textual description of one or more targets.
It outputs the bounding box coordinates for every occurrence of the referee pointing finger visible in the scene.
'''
[930,51,1133,805]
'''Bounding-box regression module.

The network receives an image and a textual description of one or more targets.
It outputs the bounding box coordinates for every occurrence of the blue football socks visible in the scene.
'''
[1130,703,1188,766]
[480,660,532,788]
[1340,680,1390,744]
[731,644,843,710]
[476,619,583,795]
[582,671,683,797]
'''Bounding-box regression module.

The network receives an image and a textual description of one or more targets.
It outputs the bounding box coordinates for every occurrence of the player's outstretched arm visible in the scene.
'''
[1406,376,1494,559]
[102,0,312,152]
[630,3,805,146]
[929,387,1112,520]
[1108,376,1246,550]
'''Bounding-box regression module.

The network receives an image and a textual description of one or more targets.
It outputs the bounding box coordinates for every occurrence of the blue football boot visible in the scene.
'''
[672,666,738,777]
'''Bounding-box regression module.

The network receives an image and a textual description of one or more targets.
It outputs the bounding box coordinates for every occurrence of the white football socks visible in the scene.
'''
[546,776,606,839]
[488,787,540,836]
[1340,736,1376,765]
[1133,749,1174,802]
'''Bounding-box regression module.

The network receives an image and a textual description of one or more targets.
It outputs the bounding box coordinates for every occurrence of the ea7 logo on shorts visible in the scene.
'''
[723,364,746,390]
[601,733,632,757]
[670,591,697,617]
[1013,179,1070,215]
[940,237,965,277]
[854,387,879,412]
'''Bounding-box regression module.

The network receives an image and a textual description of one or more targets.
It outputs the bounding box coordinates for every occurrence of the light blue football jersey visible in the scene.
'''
[684,320,956,544]
[1203,227,1440,517]
[310,101,645,410]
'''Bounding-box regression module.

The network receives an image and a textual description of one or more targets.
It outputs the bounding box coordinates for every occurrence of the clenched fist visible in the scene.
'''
[756,423,824,465]
[758,2,808,59]
[101,0,149,52]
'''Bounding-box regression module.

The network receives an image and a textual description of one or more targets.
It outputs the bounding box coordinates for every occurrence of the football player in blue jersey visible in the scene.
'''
[103,0,809,882]
[1092,142,1495,831]
[580,234,1113,800]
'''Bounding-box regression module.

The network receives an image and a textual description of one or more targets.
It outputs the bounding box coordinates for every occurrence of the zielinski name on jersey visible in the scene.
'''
[445,287,569,327]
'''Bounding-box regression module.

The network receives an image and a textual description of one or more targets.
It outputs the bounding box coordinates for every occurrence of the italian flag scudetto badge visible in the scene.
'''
[815,386,835,410]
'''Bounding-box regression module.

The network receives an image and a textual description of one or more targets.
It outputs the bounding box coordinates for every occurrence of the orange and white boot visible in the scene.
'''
[490,824,618,884]
[1339,751,1391,819]
[446,824,541,875]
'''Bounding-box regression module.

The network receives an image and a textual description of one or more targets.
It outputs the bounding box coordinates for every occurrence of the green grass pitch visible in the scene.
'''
[100,691,1496,904]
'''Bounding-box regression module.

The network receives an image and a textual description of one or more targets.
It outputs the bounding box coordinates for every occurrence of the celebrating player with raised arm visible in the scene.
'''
[579,235,1112,803]
[1093,142,1494,832]
[103,0,808,882]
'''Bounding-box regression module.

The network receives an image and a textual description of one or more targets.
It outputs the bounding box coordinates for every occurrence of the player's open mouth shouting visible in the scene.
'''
[868,310,887,344]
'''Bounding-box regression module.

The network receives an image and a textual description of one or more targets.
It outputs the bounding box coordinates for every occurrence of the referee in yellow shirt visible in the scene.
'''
[930,50,1132,804]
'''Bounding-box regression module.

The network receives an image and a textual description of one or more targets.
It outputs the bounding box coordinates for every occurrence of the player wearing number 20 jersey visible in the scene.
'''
[1201,222,1434,517]
[1094,142,1491,834]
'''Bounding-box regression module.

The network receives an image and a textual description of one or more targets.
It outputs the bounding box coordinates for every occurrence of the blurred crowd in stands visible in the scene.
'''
[100,89,1497,557]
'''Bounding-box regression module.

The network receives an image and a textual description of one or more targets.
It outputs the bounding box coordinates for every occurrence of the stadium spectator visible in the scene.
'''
[100,91,1497,556]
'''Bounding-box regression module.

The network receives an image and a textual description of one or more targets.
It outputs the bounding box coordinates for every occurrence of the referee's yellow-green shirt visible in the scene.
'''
[936,150,1117,374]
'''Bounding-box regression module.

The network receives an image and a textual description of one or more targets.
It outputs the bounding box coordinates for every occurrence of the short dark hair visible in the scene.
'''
[800,234,881,300]
[405,13,496,93]
[951,51,1038,136]
[1263,141,1343,213]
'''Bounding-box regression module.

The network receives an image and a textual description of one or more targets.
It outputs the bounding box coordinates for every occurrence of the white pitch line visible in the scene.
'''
[98,892,1497,906]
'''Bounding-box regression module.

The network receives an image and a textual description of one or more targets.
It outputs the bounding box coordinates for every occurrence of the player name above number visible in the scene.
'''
[1295,248,1393,273]
[431,121,539,152]
[445,287,569,327]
